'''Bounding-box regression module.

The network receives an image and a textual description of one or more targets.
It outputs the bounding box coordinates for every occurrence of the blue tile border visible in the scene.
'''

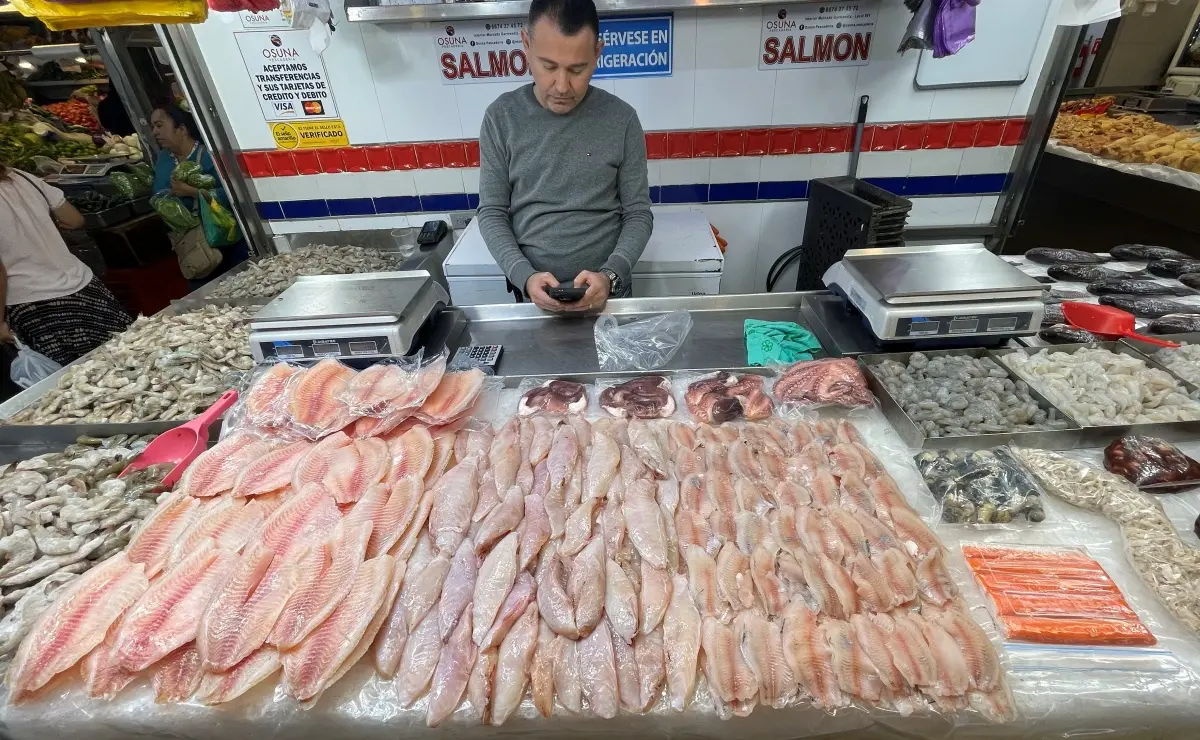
[326,197,376,217]
[757,180,808,200]
[420,193,469,212]
[259,174,1011,220]
[709,181,758,202]
[280,199,329,219]
[660,184,709,204]
[374,195,421,214]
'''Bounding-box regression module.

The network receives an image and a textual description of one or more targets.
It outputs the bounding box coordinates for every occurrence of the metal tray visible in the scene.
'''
[0,421,221,464]
[858,348,1083,450]
[991,341,1200,444]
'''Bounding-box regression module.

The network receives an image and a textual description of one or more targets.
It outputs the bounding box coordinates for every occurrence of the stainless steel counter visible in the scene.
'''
[448,292,824,381]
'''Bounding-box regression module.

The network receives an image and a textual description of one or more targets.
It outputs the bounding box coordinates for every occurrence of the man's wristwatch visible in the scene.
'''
[600,268,622,297]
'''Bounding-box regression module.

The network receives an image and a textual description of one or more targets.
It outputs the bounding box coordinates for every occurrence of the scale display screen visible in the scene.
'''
[894,313,1033,338]
[260,336,393,359]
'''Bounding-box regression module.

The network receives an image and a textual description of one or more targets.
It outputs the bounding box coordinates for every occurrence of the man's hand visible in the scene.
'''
[566,270,610,312]
[0,322,15,344]
[525,272,567,312]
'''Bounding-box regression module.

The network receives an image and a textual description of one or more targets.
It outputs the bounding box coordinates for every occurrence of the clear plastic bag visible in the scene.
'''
[772,358,875,409]
[336,349,446,418]
[672,371,775,424]
[515,377,590,416]
[913,447,1048,525]
[9,339,61,389]
[593,310,692,372]
[1103,435,1200,491]
[963,544,1156,646]
[594,375,678,419]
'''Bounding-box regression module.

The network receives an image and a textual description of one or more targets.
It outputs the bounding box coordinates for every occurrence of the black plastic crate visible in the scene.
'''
[795,177,912,291]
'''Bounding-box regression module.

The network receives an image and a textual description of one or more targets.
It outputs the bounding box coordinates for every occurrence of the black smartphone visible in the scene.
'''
[547,285,587,302]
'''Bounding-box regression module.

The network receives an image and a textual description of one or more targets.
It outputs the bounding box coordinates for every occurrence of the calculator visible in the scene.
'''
[451,344,503,371]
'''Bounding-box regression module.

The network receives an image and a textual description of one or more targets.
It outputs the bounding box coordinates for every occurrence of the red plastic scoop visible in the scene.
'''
[119,389,240,487]
[1060,302,1181,348]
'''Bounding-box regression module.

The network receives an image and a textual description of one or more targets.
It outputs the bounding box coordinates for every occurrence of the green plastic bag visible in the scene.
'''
[108,171,137,200]
[151,192,199,232]
[126,163,152,194]
[172,160,215,190]
[200,190,239,247]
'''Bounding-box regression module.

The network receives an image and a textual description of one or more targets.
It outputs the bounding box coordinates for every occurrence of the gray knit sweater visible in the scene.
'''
[477,84,653,293]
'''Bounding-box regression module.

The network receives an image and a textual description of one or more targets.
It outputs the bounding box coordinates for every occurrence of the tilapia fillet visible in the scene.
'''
[179,433,275,498]
[245,363,301,426]
[113,542,237,672]
[269,521,372,649]
[417,369,486,425]
[126,492,202,579]
[287,358,357,434]
[198,543,299,672]
[282,555,395,703]
[231,440,314,498]
[7,554,149,702]
[196,646,281,705]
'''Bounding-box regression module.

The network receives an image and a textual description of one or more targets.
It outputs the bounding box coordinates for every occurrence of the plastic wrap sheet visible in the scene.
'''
[7,406,1200,739]
[1046,140,1200,193]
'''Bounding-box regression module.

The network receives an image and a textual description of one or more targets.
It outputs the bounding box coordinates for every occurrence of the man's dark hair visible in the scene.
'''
[527,0,600,39]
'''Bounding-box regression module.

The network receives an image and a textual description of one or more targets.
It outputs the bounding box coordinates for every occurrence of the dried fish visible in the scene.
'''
[6,306,256,425]
[203,245,405,301]
[1023,247,1107,265]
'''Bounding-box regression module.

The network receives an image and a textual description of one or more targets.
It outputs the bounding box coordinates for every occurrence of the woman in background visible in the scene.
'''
[150,104,248,284]
[0,164,133,364]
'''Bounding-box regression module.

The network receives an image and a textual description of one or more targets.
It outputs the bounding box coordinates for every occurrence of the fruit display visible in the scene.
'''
[0,121,97,170]
[41,100,100,134]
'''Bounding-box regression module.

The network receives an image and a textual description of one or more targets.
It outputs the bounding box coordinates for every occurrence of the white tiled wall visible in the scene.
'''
[191,0,1064,295]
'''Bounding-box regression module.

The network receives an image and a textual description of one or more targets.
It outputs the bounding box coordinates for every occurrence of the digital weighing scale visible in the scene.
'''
[822,244,1045,345]
[248,270,450,362]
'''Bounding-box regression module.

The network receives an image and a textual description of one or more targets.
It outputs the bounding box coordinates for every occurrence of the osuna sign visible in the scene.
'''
[760,2,879,70]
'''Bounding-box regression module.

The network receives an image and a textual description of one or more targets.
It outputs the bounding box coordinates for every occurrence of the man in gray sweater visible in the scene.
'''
[477,0,653,313]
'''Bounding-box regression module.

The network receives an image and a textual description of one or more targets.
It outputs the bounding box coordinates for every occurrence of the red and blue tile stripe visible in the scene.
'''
[243,118,1025,221]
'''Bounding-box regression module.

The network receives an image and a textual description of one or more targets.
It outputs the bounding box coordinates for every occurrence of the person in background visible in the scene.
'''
[150,104,248,285]
[0,164,133,365]
[80,87,136,138]
[478,0,652,313]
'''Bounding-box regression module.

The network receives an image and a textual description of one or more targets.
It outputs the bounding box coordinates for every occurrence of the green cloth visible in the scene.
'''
[745,319,821,366]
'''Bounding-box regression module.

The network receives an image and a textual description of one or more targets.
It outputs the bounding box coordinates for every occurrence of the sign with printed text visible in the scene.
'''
[235,30,340,122]
[759,1,879,70]
[271,119,348,149]
[436,14,672,85]
[239,9,290,29]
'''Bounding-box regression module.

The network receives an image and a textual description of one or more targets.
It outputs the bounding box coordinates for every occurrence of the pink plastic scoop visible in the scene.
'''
[120,389,240,487]
[1061,302,1181,348]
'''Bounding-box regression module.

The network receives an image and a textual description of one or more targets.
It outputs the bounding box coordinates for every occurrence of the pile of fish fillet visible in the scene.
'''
[2,399,1015,724]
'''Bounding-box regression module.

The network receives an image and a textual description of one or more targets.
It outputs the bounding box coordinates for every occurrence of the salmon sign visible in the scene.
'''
[759,1,879,70]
